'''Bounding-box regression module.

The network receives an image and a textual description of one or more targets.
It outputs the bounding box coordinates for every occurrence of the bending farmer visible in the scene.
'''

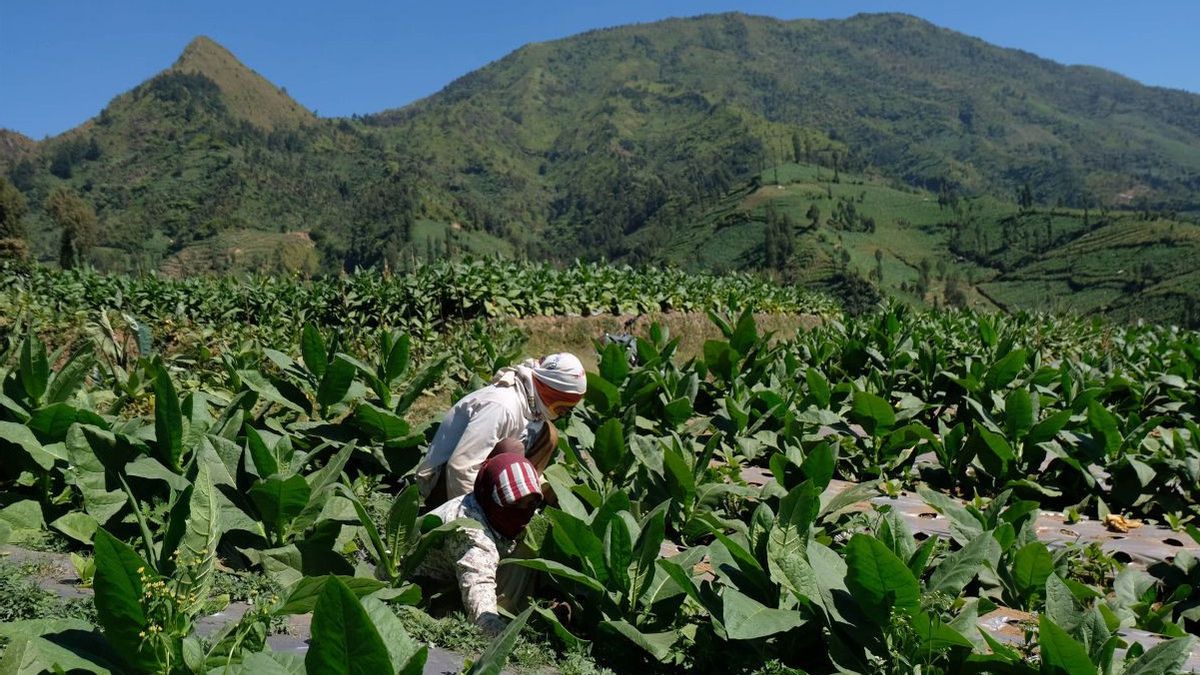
[414,353,586,505]
[415,450,543,635]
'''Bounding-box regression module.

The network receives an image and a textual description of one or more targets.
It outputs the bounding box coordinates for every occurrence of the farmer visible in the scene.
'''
[414,353,586,506]
[416,449,544,635]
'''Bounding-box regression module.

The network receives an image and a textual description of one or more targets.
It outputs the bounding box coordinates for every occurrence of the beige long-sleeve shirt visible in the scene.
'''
[414,494,515,632]
[414,375,540,500]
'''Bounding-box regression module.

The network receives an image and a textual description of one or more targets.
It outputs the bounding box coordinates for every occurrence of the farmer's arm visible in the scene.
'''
[454,529,507,635]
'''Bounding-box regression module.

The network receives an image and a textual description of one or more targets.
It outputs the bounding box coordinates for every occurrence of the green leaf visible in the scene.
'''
[722,587,806,639]
[0,633,116,675]
[928,532,1001,596]
[730,309,758,354]
[278,575,387,614]
[1027,409,1072,445]
[1122,636,1197,675]
[466,606,534,675]
[150,361,183,471]
[502,558,605,592]
[45,349,94,405]
[383,333,411,384]
[603,517,633,596]
[393,355,449,416]
[849,391,895,435]
[1004,389,1034,440]
[985,349,1027,391]
[251,474,312,538]
[548,509,608,583]
[362,597,427,675]
[306,576,394,675]
[51,511,99,544]
[19,331,49,405]
[1013,542,1054,600]
[599,343,630,385]
[585,372,619,414]
[662,443,696,506]
[1087,402,1121,454]
[805,368,831,408]
[92,528,156,673]
[302,324,328,381]
[591,418,626,476]
[768,482,820,603]
[26,403,105,442]
[353,402,411,440]
[0,422,55,470]
[1037,614,1098,675]
[245,425,279,477]
[161,461,221,613]
[600,620,677,662]
[317,355,357,409]
[844,534,921,621]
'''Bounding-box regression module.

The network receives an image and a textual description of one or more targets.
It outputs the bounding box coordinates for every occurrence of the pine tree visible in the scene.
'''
[45,186,98,269]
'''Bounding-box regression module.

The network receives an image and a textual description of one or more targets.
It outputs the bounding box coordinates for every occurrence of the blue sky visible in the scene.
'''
[2,0,1198,139]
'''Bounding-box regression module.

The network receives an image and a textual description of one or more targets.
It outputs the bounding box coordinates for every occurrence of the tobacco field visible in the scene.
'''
[0,261,1198,674]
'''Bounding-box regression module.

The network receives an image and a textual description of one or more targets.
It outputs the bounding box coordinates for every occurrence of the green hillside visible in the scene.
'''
[676,161,1200,326]
[1,12,1198,324]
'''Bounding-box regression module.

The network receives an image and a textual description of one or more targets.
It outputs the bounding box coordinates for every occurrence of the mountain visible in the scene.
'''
[0,130,36,171]
[3,13,1199,323]
[169,36,315,131]
[368,12,1200,254]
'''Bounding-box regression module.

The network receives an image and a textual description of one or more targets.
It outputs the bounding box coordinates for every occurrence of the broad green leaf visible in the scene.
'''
[721,587,806,639]
[1122,636,1197,675]
[0,634,115,675]
[278,576,387,614]
[1004,389,1034,440]
[353,402,411,440]
[64,425,126,524]
[805,368,831,408]
[768,482,820,603]
[92,529,156,673]
[730,309,758,354]
[251,474,312,538]
[362,598,427,675]
[844,534,920,621]
[849,391,895,435]
[19,331,49,405]
[548,509,608,583]
[501,558,605,593]
[0,422,55,470]
[301,324,328,380]
[51,511,98,545]
[928,532,1001,596]
[306,576,394,675]
[600,620,677,662]
[150,360,183,471]
[604,517,633,596]
[317,355,357,409]
[1027,409,1072,445]
[466,606,533,675]
[1013,542,1054,600]
[984,349,1027,391]
[1038,615,1098,675]
[585,373,619,414]
[591,418,626,476]
[1087,401,1121,454]
[599,343,630,385]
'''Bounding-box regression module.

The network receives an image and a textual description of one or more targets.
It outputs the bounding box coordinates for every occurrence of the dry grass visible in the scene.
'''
[513,312,822,371]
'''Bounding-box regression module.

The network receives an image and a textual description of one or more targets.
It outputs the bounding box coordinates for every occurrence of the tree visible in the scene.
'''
[1017,181,1034,211]
[806,203,821,229]
[0,176,29,261]
[45,186,99,269]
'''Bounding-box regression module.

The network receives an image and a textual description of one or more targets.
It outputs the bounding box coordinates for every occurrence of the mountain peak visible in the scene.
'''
[169,35,314,131]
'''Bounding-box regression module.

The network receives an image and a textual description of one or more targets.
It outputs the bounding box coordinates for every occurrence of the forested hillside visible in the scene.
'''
[2,12,1198,324]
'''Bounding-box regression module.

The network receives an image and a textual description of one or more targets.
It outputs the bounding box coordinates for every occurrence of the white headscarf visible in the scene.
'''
[491,353,586,420]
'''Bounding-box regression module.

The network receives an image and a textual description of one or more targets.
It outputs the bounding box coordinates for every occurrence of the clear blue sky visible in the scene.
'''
[3,0,1198,139]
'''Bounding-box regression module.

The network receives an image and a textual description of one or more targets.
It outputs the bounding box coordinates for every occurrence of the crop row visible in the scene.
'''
[0,292,1198,673]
